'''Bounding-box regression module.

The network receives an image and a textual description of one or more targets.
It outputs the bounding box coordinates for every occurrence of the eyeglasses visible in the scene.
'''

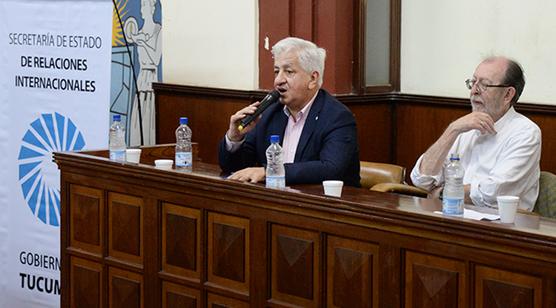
[465,78,512,92]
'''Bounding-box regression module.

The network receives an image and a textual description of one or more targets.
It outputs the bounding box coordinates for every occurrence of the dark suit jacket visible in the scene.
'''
[219,89,361,187]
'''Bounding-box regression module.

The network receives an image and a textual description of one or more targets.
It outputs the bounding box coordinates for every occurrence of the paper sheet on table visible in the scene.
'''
[434,208,500,221]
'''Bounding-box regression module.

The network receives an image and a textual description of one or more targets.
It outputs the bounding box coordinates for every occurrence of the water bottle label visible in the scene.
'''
[109,150,125,162]
[266,176,285,189]
[175,152,192,167]
[443,198,464,216]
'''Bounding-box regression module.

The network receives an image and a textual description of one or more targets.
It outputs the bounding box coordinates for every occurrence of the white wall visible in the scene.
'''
[163,0,556,104]
[162,1,258,90]
[401,0,556,104]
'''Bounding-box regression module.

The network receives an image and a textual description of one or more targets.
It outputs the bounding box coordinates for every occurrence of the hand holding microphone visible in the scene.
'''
[226,90,281,142]
[238,90,281,131]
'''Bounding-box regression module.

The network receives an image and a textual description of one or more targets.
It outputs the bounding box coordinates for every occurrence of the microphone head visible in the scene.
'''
[269,89,281,99]
[237,90,281,130]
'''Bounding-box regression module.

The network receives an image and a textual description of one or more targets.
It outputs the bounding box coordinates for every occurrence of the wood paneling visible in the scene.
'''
[395,102,469,180]
[109,267,143,308]
[154,84,556,177]
[70,257,102,308]
[207,293,249,308]
[56,146,556,307]
[326,236,379,308]
[162,282,200,308]
[69,185,103,256]
[270,224,320,307]
[404,251,466,308]
[207,212,250,296]
[475,265,542,308]
[162,203,201,281]
[154,84,265,164]
[108,193,144,266]
[347,99,393,162]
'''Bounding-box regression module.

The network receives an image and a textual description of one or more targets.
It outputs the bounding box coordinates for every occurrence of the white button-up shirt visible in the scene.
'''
[411,107,541,211]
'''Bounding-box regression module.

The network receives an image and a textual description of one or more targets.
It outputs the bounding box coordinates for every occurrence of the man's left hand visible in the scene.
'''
[228,167,265,183]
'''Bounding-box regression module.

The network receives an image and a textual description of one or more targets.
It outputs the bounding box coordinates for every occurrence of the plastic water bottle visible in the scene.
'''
[443,153,465,216]
[175,117,192,170]
[265,135,285,189]
[109,114,126,162]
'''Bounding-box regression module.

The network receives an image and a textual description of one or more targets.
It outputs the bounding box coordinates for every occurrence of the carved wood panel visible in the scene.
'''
[162,281,200,308]
[326,236,379,308]
[270,224,320,307]
[161,202,201,282]
[108,267,143,308]
[108,193,143,266]
[70,256,102,308]
[207,212,250,296]
[207,293,249,308]
[404,251,467,308]
[69,185,103,255]
[475,265,542,308]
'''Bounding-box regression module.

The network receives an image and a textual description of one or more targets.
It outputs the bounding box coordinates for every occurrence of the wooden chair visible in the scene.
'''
[360,161,428,198]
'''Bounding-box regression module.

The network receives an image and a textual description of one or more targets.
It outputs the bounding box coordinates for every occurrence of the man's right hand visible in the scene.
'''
[226,101,262,142]
[448,112,496,135]
[418,111,496,177]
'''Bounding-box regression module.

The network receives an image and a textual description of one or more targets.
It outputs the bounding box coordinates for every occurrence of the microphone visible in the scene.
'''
[238,90,281,131]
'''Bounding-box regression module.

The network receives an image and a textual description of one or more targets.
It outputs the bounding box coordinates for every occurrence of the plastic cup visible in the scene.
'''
[497,196,519,223]
[323,180,344,197]
[126,149,141,163]
[154,159,173,170]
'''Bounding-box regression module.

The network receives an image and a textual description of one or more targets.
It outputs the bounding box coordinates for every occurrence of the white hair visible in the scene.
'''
[271,37,326,87]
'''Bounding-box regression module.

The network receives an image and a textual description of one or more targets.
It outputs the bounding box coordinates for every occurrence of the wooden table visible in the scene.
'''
[54,145,556,308]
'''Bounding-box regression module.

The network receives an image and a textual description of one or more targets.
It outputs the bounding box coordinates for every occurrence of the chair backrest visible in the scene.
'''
[533,171,556,219]
[360,161,405,189]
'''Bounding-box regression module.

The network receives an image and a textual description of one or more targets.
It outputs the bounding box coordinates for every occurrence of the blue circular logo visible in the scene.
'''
[18,113,86,226]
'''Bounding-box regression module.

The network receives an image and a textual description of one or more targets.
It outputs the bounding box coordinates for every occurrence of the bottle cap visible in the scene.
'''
[113,114,121,121]
[270,135,280,143]
[180,117,188,125]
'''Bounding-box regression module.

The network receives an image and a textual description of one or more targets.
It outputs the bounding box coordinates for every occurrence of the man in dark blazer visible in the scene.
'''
[219,37,360,187]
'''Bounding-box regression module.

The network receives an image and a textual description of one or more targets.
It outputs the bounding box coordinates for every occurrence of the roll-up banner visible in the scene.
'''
[0,0,112,306]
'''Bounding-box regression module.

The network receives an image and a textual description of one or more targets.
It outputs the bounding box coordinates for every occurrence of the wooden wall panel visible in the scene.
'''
[326,236,379,308]
[270,224,320,307]
[207,212,250,296]
[162,282,200,308]
[154,84,556,179]
[404,251,467,308]
[70,257,102,308]
[155,85,265,164]
[69,185,103,256]
[109,267,143,308]
[108,193,144,266]
[475,265,542,308]
[207,293,249,308]
[395,102,469,182]
[161,203,201,282]
[346,100,392,163]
